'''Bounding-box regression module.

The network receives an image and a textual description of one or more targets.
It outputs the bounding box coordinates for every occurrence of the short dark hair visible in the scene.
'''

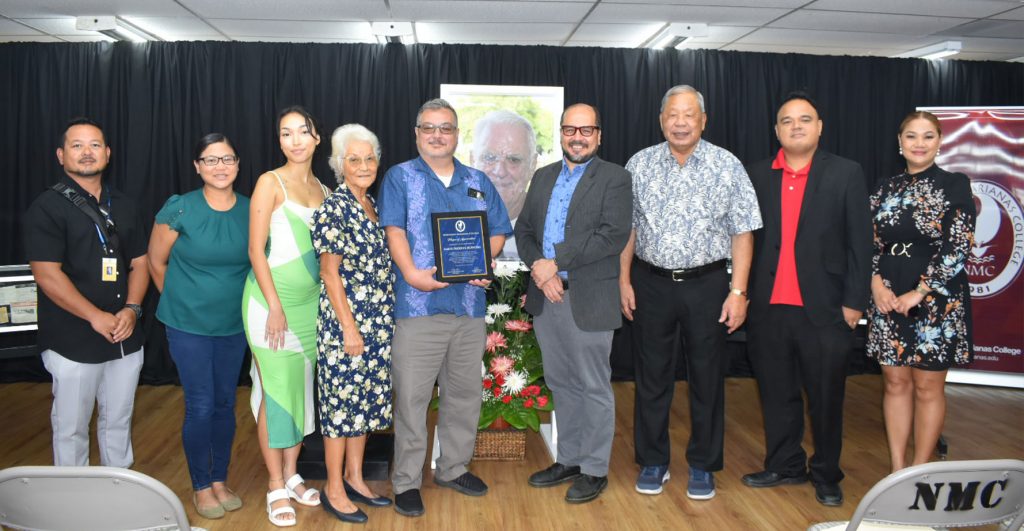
[59,117,106,148]
[778,90,821,120]
[560,103,602,128]
[193,133,236,161]
[277,105,320,140]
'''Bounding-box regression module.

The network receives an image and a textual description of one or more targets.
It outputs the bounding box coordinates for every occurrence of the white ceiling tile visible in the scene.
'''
[807,0,1015,18]
[993,7,1024,20]
[941,19,1024,39]
[179,0,388,21]
[416,22,574,42]
[953,51,1022,61]
[58,34,117,42]
[605,0,804,6]
[0,0,190,18]
[771,11,970,35]
[213,19,375,40]
[390,1,588,23]
[232,36,370,43]
[956,36,1024,53]
[589,4,791,25]
[564,40,638,48]
[570,22,664,44]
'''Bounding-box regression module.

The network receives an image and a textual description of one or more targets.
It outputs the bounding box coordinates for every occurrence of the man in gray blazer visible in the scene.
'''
[515,103,633,503]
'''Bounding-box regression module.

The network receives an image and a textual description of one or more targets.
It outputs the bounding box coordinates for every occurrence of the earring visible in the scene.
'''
[936,147,941,156]
[899,147,903,155]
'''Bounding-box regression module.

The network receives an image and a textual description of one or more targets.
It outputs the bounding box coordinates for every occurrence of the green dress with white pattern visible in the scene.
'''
[243,171,330,448]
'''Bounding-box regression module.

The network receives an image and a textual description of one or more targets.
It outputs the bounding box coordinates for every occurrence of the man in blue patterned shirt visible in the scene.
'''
[378,98,513,517]
[619,85,762,500]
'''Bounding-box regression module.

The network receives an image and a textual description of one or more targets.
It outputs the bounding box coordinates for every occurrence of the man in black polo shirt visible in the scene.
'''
[24,117,149,467]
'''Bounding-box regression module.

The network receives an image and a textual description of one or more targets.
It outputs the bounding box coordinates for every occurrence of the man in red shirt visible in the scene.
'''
[742,92,872,506]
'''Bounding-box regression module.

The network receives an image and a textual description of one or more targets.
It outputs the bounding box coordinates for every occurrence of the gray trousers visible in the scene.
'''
[533,291,615,476]
[391,315,485,493]
[41,348,144,467]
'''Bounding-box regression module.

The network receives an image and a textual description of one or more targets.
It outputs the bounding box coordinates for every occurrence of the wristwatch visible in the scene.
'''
[124,303,142,319]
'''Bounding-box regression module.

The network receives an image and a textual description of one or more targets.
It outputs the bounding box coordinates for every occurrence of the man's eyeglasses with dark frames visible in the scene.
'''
[560,125,600,137]
[416,123,457,135]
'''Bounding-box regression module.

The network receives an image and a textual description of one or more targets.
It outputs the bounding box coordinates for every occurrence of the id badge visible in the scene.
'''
[102,257,118,282]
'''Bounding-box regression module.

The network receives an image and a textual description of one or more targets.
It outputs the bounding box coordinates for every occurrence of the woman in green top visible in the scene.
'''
[148,133,250,520]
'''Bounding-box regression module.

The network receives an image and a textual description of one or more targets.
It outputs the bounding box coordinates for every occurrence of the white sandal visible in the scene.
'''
[266,489,297,527]
[285,474,321,507]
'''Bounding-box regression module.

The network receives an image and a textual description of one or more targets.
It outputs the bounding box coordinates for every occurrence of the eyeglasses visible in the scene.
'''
[416,123,457,135]
[197,155,239,166]
[560,125,600,137]
[345,155,379,167]
[479,153,526,167]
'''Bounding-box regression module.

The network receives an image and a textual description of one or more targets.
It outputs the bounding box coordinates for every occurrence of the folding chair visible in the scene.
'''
[808,459,1024,531]
[0,465,198,531]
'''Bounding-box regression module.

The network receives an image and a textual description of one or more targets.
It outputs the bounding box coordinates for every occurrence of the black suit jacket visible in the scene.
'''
[746,150,872,326]
[515,157,633,331]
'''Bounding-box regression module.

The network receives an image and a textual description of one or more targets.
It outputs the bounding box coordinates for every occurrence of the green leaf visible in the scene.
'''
[478,407,499,430]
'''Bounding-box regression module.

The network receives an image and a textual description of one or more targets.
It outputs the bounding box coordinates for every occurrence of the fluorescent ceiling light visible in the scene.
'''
[893,41,962,60]
[643,23,708,49]
[371,21,415,45]
[75,16,161,42]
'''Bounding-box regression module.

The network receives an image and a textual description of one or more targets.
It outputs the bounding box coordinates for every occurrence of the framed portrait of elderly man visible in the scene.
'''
[441,84,564,259]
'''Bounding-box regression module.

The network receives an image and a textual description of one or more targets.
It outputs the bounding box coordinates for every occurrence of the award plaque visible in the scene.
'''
[431,211,492,283]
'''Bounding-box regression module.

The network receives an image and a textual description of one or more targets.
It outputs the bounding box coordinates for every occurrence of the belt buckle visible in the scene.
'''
[671,269,687,282]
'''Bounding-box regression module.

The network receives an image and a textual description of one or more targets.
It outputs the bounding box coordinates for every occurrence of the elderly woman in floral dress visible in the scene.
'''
[311,124,395,524]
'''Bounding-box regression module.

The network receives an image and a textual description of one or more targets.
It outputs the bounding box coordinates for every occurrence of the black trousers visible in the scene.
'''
[631,264,729,471]
[747,305,853,484]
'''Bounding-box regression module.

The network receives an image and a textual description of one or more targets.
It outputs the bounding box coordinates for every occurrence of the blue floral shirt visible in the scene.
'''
[626,140,762,269]
[378,156,513,319]
[542,159,592,280]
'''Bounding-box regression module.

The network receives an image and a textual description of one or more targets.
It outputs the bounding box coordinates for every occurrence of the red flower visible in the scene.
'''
[524,398,534,408]
[485,331,507,353]
[537,396,549,407]
[483,379,493,389]
[505,319,533,332]
[492,386,502,397]
[502,396,512,404]
[495,373,505,387]
[525,385,541,396]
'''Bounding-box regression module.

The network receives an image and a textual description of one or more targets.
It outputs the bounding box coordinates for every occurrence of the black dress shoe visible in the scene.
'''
[741,470,809,488]
[813,482,844,506]
[344,480,392,507]
[565,474,608,504]
[322,494,368,524]
[529,463,581,488]
[394,489,424,517]
[433,471,488,496]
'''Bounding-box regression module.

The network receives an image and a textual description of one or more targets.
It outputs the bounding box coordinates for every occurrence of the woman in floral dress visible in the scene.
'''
[867,111,975,472]
[310,124,395,524]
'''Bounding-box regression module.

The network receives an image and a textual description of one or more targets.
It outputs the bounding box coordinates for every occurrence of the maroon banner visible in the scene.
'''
[922,107,1024,375]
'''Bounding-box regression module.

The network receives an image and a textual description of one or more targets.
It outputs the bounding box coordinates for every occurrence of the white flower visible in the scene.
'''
[493,259,523,279]
[487,303,512,317]
[485,315,495,325]
[501,370,527,395]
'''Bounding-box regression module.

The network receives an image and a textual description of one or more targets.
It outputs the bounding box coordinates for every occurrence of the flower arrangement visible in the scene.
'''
[479,260,553,431]
[432,259,553,431]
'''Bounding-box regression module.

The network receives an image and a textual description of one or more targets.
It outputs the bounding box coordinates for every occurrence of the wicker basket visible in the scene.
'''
[473,428,526,461]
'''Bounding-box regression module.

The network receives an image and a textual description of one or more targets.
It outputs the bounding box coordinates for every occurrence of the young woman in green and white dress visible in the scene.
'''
[242,105,330,527]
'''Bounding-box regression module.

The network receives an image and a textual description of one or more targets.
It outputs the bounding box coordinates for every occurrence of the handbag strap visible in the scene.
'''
[49,182,123,259]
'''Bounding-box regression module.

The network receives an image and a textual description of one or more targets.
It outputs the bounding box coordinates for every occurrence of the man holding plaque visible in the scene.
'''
[619,85,761,500]
[378,98,512,517]
[516,103,632,504]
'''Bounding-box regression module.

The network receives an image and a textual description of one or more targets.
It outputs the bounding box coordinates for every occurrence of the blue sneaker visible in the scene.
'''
[635,465,670,495]
[687,468,715,500]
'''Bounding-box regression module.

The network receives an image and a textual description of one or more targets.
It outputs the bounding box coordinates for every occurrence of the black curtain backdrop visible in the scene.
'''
[1,42,1021,383]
